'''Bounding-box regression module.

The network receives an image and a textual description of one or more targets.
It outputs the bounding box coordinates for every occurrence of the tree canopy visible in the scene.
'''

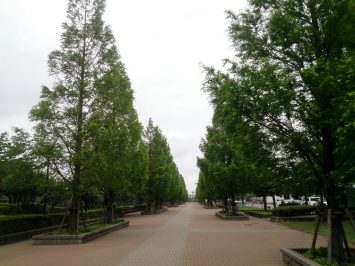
[197,0,355,262]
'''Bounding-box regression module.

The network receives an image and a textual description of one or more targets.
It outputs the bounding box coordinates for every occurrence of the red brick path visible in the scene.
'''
[0,203,326,266]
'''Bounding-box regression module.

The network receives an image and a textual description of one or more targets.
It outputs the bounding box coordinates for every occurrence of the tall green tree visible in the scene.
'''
[0,129,37,206]
[87,63,147,223]
[211,0,355,262]
[144,119,187,211]
[30,0,125,232]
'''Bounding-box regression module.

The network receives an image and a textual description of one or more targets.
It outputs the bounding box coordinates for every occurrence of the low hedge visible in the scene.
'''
[0,204,24,215]
[272,205,317,217]
[0,205,146,236]
[243,210,272,218]
[0,204,66,215]
[0,209,105,236]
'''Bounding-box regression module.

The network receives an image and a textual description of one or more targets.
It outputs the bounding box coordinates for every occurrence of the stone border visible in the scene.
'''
[215,211,249,220]
[281,248,321,266]
[32,220,129,245]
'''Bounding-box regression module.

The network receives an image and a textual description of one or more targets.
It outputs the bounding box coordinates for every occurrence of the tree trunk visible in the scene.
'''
[42,197,47,214]
[42,160,50,214]
[67,7,87,234]
[241,194,245,205]
[321,124,344,263]
[105,191,115,223]
[68,196,80,233]
[223,197,228,214]
[207,198,212,207]
[328,211,344,264]
[272,194,276,208]
[231,193,237,215]
[262,194,267,211]
[311,215,321,254]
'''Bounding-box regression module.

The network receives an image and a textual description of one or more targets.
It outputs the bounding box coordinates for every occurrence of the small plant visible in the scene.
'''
[303,247,339,266]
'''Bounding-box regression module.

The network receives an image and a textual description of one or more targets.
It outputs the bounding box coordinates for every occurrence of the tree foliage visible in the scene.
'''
[144,119,187,211]
[197,0,354,262]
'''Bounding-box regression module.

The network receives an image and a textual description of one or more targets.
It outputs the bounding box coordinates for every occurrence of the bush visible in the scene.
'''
[272,205,317,217]
[0,209,105,235]
[279,202,300,206]
[0,214,64,235]
[0,204,24,215]
[46,206,66,213]
[83,209,105,219]
[0,204,67,215]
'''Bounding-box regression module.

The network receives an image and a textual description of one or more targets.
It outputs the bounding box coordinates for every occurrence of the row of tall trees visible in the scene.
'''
[0,0,187,233]
[145,119,188,212]
[196,0,354,263]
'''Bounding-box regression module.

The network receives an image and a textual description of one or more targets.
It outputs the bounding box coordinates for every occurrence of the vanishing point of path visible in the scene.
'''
[0,203,326,266]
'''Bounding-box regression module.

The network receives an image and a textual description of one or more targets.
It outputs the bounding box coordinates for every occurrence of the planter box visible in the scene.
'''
[216,211,249,220]
[281,248,321,266]
[32,220,129,245]
[281,248,355,266]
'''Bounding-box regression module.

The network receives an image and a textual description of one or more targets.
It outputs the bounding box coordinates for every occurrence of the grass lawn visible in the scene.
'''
[281,220,355,245]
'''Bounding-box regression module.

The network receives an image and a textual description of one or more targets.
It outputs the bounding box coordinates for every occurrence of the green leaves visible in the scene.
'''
[144,119,187,205]
[198,0,355,217]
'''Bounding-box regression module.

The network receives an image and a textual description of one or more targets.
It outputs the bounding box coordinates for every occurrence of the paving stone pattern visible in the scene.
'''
[118,204,192,266]
[0,203,326,266]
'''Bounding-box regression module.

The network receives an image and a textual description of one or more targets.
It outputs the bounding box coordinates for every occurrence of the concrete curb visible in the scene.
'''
[280,248,321,266]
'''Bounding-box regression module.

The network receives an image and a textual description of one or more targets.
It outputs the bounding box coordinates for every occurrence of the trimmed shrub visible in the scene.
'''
[0,209,105,235]
[279,202,300,206]
[0,205,147,236]
[46,206,66,213]
[0,204,24,215]
[83,209,105,219]
[0,204,66,215]
[0,214,64,235]
[272,205,317,217]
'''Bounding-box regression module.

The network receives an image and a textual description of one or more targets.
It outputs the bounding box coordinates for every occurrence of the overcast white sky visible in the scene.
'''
[0,0,247,193]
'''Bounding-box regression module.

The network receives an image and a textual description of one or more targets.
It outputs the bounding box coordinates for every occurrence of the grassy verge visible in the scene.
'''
[280,221,355,245]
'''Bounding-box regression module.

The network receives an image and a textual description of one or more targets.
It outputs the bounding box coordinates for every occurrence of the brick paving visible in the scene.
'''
[118,205,192,266]
[0,203,326,266]
[182,203,326,266]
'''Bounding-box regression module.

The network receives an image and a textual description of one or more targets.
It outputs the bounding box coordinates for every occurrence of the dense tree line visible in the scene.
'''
[145,119,188,212]
[196,0,354,263]
[0,0,187,233]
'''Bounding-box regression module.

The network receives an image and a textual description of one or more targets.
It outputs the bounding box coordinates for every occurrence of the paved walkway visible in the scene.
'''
[0,203,326,266]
